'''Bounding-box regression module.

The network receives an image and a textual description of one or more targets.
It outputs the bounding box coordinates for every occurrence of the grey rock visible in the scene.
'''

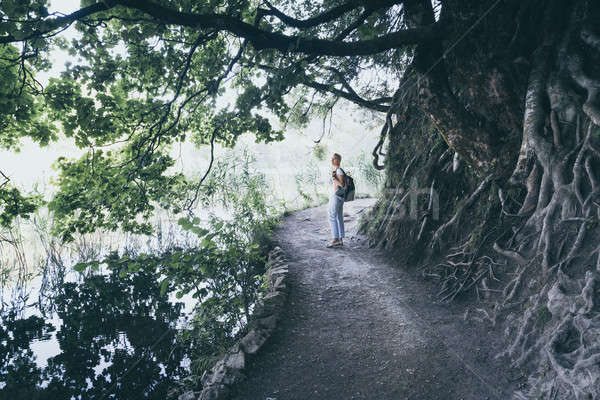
[240,329,268,354]
[199,384,228,400]
[221,369,243,386]
[224,349,245,370]
[266,268,288,282]
[273,283,287,293]
[254,292,285,317]
[201,350,245,389]
[177,391,197,400]
[268,254,285,265]
[227,342,241,354]
[201,359,226,386]
[253,299,281,319]
[273,275,287,290]
[254,314,278,332]
[272,260,287,267]
[264,291,285,308]
[252,300,271,318]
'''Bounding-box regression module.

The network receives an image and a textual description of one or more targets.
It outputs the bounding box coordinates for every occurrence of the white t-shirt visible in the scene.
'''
[329,167,345,195]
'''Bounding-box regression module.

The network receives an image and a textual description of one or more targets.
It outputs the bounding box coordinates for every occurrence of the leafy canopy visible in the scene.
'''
[0,0,423,239]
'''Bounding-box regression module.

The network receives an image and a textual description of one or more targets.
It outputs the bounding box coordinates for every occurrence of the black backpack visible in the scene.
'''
[336,168,356,202]
[344,173,355,201]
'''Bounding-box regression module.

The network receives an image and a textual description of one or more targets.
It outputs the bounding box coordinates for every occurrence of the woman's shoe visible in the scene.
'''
[326,240,342,248]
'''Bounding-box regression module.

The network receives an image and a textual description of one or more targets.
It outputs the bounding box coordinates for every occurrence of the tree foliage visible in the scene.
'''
[0,0,416,239]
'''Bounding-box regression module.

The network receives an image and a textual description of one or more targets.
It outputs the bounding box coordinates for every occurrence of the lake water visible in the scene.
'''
[0,262,195,400]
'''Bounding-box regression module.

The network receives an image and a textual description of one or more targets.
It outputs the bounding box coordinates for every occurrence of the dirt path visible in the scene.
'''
[230,198,518,400]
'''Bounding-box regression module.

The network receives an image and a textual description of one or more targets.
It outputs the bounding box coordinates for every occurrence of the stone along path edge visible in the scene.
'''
[194,247,290,400]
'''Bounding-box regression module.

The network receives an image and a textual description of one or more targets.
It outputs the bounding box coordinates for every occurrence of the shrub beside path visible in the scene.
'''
[230,198,519,400]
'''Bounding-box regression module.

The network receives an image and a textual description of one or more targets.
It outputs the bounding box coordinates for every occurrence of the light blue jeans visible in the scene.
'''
[328,194,345,239]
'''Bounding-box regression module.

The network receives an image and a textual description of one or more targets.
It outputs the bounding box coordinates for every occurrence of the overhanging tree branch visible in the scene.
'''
[119,0,438,56]
[325,66,392,107]
[185,127,217,213]
[335,7,374,40]
[0,2,111,43]
[251,62,391,112]
[0,170,9,188]
[1,0,439,57]
[302,79,391,112]
[259,0,405,29]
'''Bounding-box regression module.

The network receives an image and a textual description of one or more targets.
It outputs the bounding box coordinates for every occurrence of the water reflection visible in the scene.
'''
[0,269,189,400]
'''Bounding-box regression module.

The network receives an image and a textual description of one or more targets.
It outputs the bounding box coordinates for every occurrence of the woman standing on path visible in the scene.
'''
[327,153,346,248]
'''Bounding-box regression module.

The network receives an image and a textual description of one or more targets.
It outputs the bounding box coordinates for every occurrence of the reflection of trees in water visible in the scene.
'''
[0,270,188,400]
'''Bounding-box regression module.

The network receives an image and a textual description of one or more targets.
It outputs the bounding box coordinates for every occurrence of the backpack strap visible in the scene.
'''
[337,168,346,187]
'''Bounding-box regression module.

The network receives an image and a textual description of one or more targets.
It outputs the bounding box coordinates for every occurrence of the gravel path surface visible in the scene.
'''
[230,198,518,400]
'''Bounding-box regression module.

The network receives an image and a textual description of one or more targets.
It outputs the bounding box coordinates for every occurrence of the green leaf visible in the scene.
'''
[159,278,169,296]
[191,226,209,237]
[128,262,141,273]
[73,262,88,273]
[178,217,193,230]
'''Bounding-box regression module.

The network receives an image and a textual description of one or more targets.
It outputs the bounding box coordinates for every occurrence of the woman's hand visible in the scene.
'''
[332,170,344,187]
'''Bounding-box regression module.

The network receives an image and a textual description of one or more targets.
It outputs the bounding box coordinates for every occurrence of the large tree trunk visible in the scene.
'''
[362,0,600,398]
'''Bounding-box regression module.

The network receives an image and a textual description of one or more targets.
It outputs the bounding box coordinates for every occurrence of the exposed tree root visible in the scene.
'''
[421,3,600,398]
[429,174,493,251]
[416,179,436,242]
[491,3,600,397]
[362,2,600,398]
[540,269,600,399]
[424,228,504,303]
[493,242,527,265]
